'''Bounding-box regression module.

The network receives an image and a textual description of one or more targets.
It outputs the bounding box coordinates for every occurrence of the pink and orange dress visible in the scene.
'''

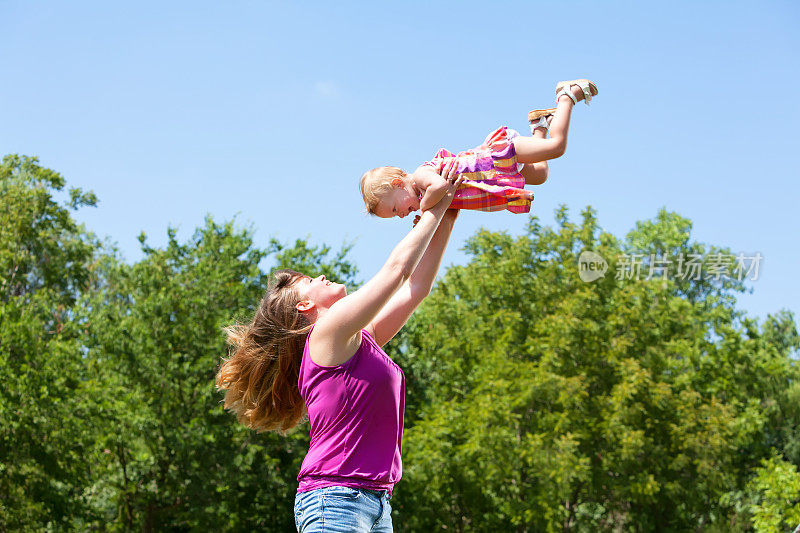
[420,126,533,214]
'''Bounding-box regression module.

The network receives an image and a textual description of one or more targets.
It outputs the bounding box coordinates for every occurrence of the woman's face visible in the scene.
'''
[294,273,347,310]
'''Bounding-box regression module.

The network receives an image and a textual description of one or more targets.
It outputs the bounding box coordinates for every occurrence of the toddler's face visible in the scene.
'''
[373,185,420,219]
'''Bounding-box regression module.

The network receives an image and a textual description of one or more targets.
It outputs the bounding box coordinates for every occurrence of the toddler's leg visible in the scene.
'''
[513,84,588,163]
[520,121,549,185]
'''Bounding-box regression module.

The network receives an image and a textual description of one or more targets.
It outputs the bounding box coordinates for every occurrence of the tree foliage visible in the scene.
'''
[389,207,799,532]
[1,155,798,532]
[82,224,358,530]
[746,455,800,532]
[0,155,101,530]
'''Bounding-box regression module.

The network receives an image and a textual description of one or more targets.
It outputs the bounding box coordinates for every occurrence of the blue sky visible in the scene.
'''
[2,1,798,324]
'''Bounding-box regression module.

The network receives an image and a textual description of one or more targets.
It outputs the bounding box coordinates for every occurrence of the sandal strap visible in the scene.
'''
[530,116,550,135]
[556,87,578,105]
[577,81,593,105]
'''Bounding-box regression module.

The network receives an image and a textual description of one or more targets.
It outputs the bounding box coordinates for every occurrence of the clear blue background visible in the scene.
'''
[2,1,798,323]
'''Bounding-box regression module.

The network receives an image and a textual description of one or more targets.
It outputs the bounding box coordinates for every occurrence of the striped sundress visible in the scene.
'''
[420,126,533,213]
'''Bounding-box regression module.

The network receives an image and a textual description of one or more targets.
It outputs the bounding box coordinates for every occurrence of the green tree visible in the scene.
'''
[389,206,798,532]
[747,455,800,532]
[4,153,798,532]
[0,155,102,530]
[84,221,358,531]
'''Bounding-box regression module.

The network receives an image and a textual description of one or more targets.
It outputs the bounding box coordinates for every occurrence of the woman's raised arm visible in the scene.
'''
[311,162,461,363]
[366,208,458,346]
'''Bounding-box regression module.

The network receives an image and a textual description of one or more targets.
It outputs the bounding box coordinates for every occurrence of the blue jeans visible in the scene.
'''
[294,485,393,532]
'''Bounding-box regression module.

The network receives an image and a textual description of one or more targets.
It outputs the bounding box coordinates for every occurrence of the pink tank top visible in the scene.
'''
[296,327,405,499]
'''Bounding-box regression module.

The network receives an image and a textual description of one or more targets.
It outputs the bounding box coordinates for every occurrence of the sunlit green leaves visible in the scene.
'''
[390,205,799,531]
[2,156,798,531]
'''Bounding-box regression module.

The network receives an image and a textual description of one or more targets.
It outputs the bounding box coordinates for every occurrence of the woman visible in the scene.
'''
[216,161,463,532]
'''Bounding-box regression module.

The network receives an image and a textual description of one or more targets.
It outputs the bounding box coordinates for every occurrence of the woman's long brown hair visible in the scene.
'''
[215,269,311,434]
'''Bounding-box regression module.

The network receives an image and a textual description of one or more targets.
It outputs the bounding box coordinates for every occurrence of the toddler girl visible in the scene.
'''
[360,79,598,219]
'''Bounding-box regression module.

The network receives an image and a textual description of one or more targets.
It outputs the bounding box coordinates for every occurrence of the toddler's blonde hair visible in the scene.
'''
[359,166,406,215]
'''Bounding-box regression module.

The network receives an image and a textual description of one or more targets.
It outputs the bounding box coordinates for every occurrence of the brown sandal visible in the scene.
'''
[528,107,557,122]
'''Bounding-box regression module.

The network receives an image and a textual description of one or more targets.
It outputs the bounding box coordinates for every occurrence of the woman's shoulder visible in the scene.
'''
[306,327,364,369]
[361,326,378,344]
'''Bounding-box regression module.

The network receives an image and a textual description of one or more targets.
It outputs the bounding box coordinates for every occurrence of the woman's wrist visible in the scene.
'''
[428,194,452,217]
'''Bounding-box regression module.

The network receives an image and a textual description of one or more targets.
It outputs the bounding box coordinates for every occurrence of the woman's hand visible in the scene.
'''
[414,159,462,225]
[440,157,460,184]
[439,170,465,207]
[422,172,463,221]
[418,158,459,213]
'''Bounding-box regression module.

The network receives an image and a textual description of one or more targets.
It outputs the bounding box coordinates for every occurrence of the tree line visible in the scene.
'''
[1,154,798,532]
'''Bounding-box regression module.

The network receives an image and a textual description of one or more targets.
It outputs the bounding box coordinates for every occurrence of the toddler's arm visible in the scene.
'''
[413,165,451,211]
